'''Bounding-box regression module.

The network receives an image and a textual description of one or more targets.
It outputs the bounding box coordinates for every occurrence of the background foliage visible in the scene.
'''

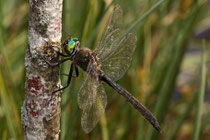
[0,0,210,139]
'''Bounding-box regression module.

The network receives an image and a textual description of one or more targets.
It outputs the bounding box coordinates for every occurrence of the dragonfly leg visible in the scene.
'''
[42,56,71,67]
[74,65,79,77]
[56,51,69,57]
[60,65,79,78]
[52,63,74,93]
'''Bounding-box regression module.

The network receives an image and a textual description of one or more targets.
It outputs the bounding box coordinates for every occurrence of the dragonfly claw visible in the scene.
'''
[41,56,59,67]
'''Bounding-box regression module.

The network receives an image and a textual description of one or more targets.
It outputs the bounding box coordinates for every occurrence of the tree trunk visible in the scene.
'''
[21,0,63,139]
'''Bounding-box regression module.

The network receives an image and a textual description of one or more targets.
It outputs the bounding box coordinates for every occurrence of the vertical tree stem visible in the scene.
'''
[21,0,63,139]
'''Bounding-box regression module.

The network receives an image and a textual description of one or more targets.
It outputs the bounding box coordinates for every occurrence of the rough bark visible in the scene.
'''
[21,0,63,139]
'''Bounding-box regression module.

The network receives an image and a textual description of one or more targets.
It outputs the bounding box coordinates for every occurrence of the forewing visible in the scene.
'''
[96,4,123,59]
[81,82,107,133]
[100,33,137,81]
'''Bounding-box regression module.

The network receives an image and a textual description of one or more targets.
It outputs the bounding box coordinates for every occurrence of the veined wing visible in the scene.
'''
[77,73,97,110]
[81,82,107,133]
[77,59,107,133]
[100,33,137,81]
[95,4,123,59]
[77,58,100,109]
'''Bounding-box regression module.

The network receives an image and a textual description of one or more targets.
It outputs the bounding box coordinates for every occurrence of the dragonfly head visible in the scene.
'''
[63,38,80,56]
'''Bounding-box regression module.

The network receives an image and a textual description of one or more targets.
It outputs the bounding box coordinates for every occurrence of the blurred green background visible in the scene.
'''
[0,0,210,139]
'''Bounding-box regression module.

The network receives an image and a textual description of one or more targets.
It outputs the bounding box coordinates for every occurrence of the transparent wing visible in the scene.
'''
[77,59,107,133]
[100,33,137,81]
[95,4,123,59]
[77,73,97,110]
[77,59,99,110]
[81,82,107,133]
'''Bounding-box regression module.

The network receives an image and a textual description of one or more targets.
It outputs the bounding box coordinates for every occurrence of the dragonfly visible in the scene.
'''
[44,5,161,133]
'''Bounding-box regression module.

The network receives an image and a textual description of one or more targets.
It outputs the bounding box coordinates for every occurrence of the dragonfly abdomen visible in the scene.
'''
[100,74,161,133]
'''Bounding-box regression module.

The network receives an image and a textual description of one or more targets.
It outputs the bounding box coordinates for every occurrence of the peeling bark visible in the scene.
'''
[21,0,63,139]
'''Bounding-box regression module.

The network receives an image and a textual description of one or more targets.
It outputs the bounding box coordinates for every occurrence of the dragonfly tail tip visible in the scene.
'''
[155,125,162,133]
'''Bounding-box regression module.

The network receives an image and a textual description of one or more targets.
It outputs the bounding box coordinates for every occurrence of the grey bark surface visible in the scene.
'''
[21,0,63,139]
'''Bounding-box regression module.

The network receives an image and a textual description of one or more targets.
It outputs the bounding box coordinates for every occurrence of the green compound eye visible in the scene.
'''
[67,40,75,53]
[67,38,79,53]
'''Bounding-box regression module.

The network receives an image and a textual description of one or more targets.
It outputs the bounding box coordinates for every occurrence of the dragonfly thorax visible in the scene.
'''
[63,38,80,56]
[73,48,103,75]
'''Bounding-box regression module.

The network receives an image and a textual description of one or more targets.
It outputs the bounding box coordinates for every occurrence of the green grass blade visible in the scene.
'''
[200,111,210,133]
[122,0,165,38]
[85,1,115,47]
[0,66,17,139]
[166,95,197,140]
[192,39,207,140]
[145,2,204,140]
[81,0,98,46]
[100,114,109,140]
